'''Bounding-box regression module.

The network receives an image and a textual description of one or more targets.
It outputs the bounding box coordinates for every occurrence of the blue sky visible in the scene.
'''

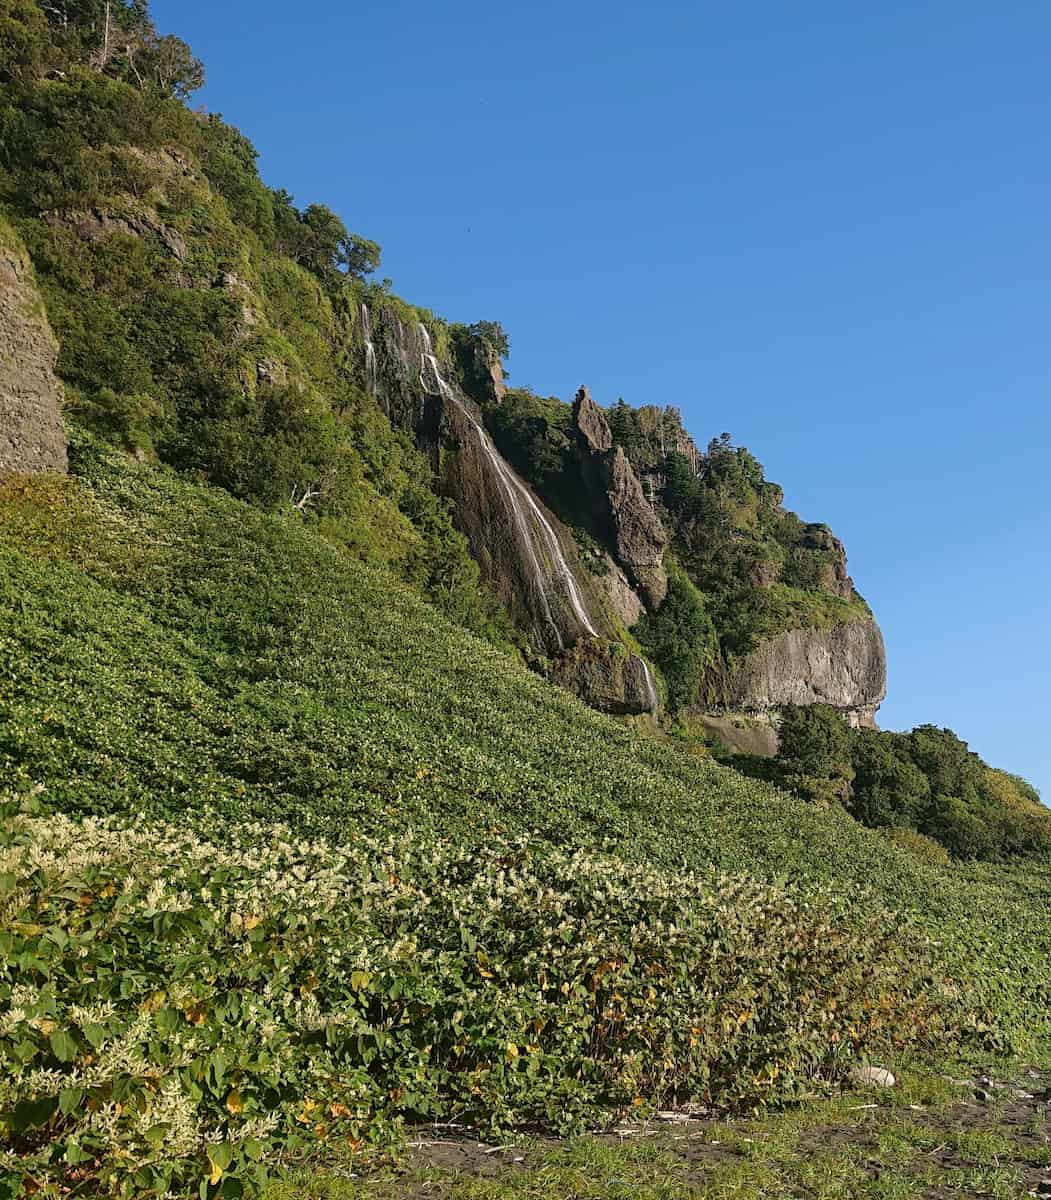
[154,0,1051,798]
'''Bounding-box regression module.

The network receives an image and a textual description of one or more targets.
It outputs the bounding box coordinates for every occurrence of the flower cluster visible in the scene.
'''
[0,800,991,1198]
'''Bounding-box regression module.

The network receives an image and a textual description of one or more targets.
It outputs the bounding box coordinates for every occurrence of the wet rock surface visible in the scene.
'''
[548,640,659,715]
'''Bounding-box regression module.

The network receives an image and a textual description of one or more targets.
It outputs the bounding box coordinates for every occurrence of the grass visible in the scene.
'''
[2,440,1048,1034]
[265,1070,1051,1198]
[2,437,1050,1195]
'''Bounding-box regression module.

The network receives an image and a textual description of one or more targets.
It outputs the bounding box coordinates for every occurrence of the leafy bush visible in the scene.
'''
[878,826,952,867]
[762,713,1051,862]
[1,801,989,1196]
[634,563,718,710]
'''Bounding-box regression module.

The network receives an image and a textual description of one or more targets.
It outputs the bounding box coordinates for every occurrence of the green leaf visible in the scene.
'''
[58,1087,84,1115]
[144,1122,171,1146]
[155,1006,180,1034]
[49,1027,78,1063]
[207,1141,235,1178]
[83,1022,106,1049]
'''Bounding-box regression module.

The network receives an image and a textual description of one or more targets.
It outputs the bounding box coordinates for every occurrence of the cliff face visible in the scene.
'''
[363,306,658,715]
[730,619,887,726]
[0,220,67,476]
[360,302,888,724]
[572,387,668,609]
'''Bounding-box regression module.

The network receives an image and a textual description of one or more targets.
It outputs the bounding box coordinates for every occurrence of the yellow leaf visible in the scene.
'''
[225,1090,243,1115]
[506,1042,519,1060]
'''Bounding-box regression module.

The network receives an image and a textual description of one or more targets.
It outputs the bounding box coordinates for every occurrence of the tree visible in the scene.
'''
[341,233,381,278]
[0,0,52,82]
[850,730,930,828]
[468,319,510,360]
[775,704,854,806]
[294,205,380,282]
[134,32,203,99]
[634,565,717,711]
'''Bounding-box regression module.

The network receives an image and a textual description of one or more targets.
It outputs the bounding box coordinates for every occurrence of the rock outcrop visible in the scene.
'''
[572,387,667,608]
[548,641,659,716]
[468,340,505,405]
[0,219,67,476]
[730,619,887,725]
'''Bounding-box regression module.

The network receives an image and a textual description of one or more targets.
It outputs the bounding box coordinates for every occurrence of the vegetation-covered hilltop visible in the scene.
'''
[0,3,1049,1196]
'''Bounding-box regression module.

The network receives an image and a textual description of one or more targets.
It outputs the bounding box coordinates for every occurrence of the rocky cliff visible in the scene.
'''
[359,300,888,725]
[571,387,668,609]
[362,306,659,714]
[0,219,67,476]
[729,619,887,726]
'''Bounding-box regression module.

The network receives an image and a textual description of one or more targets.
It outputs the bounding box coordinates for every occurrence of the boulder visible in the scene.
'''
[851,1065,896,1089]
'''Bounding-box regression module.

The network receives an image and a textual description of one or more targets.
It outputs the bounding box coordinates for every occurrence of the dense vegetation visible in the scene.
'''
[484,392,871,707]
[0,0,512,646]
[2,444,1050,1196]
[1,4,1049,1196]
[741,705,1051,860]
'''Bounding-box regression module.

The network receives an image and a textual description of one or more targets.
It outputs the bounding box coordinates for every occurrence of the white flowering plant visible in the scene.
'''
[1,795,995,1198]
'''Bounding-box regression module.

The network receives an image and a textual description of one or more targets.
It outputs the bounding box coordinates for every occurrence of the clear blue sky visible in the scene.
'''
[154,0,1051,798]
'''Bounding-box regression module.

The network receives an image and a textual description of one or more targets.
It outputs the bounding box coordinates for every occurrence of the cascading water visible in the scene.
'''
[416,324,599,646]
[639,659,659,713]
[360,303,377,398]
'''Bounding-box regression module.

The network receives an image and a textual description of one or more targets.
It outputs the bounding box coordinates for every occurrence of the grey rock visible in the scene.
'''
[851,1065,896,1089]
[59,205,188,261]
[470,340,505,405]
[572,385,613,453]
[0,220,67,476]
[731,619,887,716]
[549,642,659,716]
[572,387,667,608]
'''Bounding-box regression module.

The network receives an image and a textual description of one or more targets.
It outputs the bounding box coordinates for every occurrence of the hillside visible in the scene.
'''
[3,439,1051,1194]
[1,3,1050,1196]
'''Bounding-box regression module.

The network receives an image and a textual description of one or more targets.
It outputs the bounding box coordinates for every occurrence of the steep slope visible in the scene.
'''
[0,2,885,724]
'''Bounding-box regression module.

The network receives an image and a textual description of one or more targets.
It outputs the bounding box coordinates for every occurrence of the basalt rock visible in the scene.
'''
[731,619,887,724]
[572,387,667,608]
[0,219,67,476]
[548,640,659,716]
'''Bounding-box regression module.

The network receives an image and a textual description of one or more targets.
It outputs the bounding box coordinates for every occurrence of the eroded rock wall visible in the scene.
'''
[730,619,887,723]
[0,219,67,476]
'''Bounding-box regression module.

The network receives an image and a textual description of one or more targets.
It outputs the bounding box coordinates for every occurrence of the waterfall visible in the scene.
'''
[360,303,377,398]
[639,658,659,713]
[416,324,599,644]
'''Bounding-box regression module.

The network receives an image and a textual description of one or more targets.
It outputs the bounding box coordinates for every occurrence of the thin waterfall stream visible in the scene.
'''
[416,325,599,644]
[360,304,377,398]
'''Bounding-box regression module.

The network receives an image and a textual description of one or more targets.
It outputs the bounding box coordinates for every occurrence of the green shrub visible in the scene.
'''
[634,563,718,710]
[0,801,988,1196]
[764,714,1051,862]
[878,826,952,867]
